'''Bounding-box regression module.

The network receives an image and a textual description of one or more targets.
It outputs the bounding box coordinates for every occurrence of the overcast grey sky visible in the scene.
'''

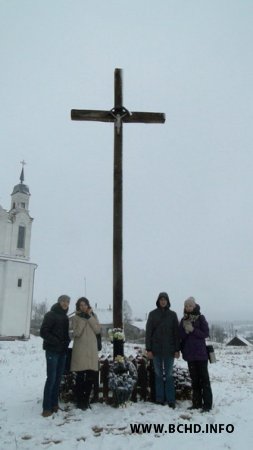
[0,0,252,321]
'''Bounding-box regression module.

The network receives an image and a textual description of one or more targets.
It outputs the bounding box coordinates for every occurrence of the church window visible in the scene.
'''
[21,202,26,208]
[17,226,26,249]
[17,278,22,287]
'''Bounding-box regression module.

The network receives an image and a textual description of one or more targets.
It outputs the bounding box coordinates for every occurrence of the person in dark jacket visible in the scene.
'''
[40,294,71,417]
[146,292,180,408]
[179,297,212,412]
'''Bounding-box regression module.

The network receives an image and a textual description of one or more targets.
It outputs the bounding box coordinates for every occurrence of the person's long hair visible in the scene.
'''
[75,297,90,312]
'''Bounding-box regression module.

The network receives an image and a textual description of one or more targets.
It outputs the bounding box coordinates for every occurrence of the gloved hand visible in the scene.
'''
[183,320,194,334]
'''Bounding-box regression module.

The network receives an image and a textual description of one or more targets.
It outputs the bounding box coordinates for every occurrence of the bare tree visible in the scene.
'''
[123,300,132,324]
[30,300,48,335]
[209,324,225,343]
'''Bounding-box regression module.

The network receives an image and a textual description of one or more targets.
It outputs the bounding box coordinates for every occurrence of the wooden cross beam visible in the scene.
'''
[71,68,165,335]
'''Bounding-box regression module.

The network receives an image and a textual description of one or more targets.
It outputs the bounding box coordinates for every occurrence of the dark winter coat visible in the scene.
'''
[145,304,180,357]
[40,303,70,354]
[179,310,209,362]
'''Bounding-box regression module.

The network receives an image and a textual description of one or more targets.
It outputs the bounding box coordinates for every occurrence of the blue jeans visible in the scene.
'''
[153,355,175,403]
[42,351,67,411]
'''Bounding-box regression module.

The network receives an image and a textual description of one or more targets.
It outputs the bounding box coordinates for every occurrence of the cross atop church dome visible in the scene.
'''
[11,161,30,196]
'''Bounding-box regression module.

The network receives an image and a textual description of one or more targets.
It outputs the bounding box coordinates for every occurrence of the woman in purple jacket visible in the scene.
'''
[179,297,212,412]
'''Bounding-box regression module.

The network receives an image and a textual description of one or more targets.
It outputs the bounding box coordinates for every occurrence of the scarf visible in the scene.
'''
[76,311,90,320]
[183,312,200,322]
[182,305,201,333]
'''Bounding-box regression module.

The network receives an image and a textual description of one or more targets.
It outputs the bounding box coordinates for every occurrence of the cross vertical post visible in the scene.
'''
[113,69,123,331]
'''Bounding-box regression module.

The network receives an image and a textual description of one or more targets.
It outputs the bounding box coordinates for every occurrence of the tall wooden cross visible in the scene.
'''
[71,68,165,338]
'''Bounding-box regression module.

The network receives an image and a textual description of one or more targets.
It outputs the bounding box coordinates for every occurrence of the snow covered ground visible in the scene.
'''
[0,336,252,450]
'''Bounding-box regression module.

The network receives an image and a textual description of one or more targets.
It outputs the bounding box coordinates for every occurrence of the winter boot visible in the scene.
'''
[42,410,53,417]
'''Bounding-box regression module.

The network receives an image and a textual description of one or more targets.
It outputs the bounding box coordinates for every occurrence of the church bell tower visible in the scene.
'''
[8,163,33,260]
[0,163,37,339]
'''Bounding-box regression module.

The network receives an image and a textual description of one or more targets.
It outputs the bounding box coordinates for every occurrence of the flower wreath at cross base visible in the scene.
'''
[107,328,137,406]
[108,355,138,406]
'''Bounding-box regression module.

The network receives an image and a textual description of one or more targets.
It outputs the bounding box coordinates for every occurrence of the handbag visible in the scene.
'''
[96,333,102,351]
[206,344,216,363]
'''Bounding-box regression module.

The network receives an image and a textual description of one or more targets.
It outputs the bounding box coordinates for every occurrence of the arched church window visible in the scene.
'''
[17,225,26,249]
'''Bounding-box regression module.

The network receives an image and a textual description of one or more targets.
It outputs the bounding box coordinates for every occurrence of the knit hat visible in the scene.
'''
[156,292,171,308]
[57,294,70,303]
[184,296,196,308]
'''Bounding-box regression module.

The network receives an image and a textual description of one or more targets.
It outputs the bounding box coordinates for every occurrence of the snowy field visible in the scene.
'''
[0,336,253,450]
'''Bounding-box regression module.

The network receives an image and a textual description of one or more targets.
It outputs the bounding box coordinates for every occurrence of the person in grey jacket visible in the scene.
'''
[146,292,180,408]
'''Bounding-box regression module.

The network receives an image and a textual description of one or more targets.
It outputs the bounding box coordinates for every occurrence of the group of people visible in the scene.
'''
[146,292,212,412]
[40,292,212,418]
[40,295,101,417]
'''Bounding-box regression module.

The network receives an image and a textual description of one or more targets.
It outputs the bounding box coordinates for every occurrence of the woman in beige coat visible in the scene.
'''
[70,297,101,410]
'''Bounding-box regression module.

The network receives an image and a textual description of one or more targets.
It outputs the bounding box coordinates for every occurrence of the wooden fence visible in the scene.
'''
[60,349,192,406]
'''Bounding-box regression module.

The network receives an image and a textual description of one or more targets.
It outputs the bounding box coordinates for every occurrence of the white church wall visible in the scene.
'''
[0,259,37,338]
[0,209,10,255]
[8,214,32,259]
[0,260,6,331]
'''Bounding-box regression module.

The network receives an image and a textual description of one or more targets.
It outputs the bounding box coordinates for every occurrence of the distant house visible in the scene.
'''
[91,306,146,341]
[94,305,113,338]
[226,335,252,347]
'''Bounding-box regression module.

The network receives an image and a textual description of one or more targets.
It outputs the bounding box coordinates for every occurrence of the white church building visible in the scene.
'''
[0,166,37,338]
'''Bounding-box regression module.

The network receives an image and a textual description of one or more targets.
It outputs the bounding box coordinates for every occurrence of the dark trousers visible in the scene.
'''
[42,350,67,411]
[188,360,213,409]
[75,370,96,407]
